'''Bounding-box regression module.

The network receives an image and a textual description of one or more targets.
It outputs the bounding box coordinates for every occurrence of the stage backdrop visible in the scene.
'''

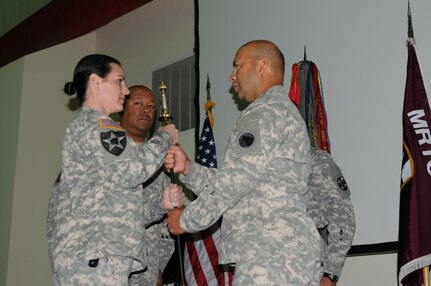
[198,0,431,247]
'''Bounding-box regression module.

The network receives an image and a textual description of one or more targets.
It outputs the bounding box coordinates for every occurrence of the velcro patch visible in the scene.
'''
[337,176,349,191]
[99,118,122,130]
[239,131,255,148]
[101,130,127,156]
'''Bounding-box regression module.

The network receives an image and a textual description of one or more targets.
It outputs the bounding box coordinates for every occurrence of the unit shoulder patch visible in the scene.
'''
[337,176,349,191]
[100,130,127,156]
[239,131,255,148]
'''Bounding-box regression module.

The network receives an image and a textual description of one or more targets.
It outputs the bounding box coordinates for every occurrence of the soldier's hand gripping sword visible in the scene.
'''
[158,81,185,286]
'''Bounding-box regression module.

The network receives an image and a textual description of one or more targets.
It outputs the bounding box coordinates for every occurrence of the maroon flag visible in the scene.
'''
[398,40,431,285]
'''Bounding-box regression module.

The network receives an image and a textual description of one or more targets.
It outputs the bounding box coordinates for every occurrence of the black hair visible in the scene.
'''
[64,54,121,103]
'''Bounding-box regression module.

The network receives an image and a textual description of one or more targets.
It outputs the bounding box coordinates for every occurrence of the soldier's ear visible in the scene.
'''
[256,57,269,75]
[89,73,102,89]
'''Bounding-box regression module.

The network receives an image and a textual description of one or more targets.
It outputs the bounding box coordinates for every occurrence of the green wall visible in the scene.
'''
[0,59,23,286]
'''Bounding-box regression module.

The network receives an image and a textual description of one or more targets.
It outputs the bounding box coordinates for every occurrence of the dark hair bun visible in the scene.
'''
[64,81,77,96]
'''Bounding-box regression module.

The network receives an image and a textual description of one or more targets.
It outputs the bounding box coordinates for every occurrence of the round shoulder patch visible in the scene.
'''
[238,131,255,148]
[337,176,349,191]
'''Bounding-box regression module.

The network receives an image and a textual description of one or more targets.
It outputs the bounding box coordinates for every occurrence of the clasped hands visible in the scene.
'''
[161,183,185,235]
[163,145,192,235]
[161,183,184,209]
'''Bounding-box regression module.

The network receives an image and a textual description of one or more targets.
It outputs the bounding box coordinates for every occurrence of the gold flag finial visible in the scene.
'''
[204,75,216,128]
[158,81,174,125]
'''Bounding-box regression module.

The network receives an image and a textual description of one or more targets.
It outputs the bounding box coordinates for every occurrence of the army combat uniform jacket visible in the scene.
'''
[180,86,323,285]
[47,107,172,273]
[307,147,356,280]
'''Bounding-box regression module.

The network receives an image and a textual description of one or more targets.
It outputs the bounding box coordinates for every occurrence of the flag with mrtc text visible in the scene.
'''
[398,40,431,286]
[183,109,233,286]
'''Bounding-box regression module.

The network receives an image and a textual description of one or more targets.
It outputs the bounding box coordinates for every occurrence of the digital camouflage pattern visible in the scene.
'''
[129,222,174,285]
[47,107,172,277]
[179,86,323,285]
[129,169,175,286]
[52,255,134,286]
[307,147,355,278]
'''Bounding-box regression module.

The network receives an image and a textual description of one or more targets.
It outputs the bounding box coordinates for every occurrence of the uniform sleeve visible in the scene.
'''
[315,152,356,277]
[142,169,171,225]
[142,178,174,283]
[157,223,175,272]
[47,180,60,261]
[180,103,306,232]
[143,222,174,280]
[180,162,217,196]
[141,225,159,283]
[79,126,173,188]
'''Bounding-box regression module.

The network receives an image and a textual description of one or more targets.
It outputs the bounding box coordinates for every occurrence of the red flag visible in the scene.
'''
[288,63,300,106]
[183,108,233,286]
[398,40,431,286]
[288,60,330,152]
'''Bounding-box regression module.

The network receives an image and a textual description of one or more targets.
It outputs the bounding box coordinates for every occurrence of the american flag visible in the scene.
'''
[183,112,233,286]
[196,114,217,168]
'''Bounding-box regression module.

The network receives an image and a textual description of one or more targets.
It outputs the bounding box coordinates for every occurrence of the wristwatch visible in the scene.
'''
[323,272,339,282]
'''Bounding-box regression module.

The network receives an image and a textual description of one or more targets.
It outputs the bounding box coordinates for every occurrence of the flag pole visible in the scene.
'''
[303,45,307,61]
[407,1,414,39]
[205,75,216,127]
[407,3,430,285]
[424,266,430,286]
[183,75,231,285]
[158,81,185,286]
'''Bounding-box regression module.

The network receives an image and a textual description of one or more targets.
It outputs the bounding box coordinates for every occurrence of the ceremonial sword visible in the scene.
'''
[158,81,185,286]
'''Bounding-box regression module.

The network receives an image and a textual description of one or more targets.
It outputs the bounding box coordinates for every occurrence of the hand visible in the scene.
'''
[158,124,178,145]
[320,277,336,286]
[162,184,185,209]
[164,145,191,175]
[167,207,186,235]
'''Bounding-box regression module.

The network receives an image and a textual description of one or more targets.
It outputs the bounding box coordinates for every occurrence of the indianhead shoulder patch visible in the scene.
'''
[101,130,127,156]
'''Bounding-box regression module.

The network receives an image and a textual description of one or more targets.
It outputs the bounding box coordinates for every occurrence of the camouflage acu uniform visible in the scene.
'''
[307,147,356,280]
[179,86,323,286]
[129,167,175,286]
[47,107,172,285]
[129,223,174,285]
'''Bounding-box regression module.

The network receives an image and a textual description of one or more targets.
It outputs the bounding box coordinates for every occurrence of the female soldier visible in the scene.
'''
[47,54,182,286]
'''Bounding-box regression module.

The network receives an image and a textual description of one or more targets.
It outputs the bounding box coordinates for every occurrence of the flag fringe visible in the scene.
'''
[399,254,431,286]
